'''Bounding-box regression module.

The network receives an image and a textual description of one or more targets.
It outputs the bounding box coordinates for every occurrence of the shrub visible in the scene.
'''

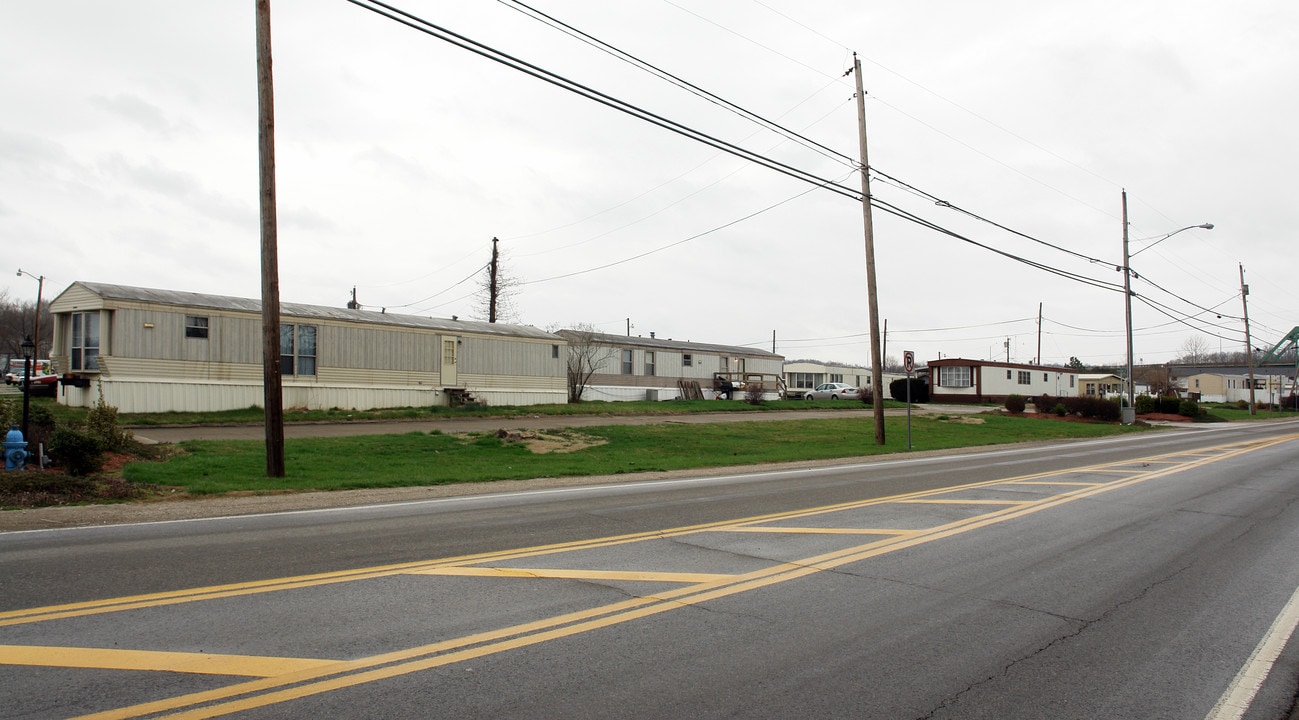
[857,387,874,404]
[1004,394,1026,414]
[46,427,104,477]
[743,383,765,406]
[86,387,132,452]
[889,377,929,403]
[1158,396,1181,414]
[1178,399,1200,418]
[1093,398,1121,422]
[1134,394,1155,415]
[1235,400,1250,410]
[1052,402,1068,416]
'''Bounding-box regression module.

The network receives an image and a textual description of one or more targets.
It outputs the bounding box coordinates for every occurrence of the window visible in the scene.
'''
[720,356,729,371]
[280,323,317,376]
[1070,376,1075,388]
[1017,371,1031,385]
[790,372,816,389]
[551,344,559,359]
[71,312,100,371]
[831,373,844,383]
[644,351,656,376]
[683,353,693,367]
[1043,373,1049,382]
[622,349,634,374]
[185,316,209,339]
[1007,370,1012,380]
[939,366,971,387]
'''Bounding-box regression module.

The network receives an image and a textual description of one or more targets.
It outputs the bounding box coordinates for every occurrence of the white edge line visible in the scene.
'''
[1204,584,1299,720]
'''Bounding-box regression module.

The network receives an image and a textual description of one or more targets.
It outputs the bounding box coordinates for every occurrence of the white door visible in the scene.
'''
[441,337,458,386]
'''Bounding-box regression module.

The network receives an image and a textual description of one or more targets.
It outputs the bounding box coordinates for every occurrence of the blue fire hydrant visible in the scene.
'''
[5,425,28,471]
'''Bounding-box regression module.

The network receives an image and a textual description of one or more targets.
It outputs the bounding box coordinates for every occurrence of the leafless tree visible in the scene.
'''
[472,238,521,324]
[1179,335,1210,364]
[555,324,617,403]
[0,290,52,360]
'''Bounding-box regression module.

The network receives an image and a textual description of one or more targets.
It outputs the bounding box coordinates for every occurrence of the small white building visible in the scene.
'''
[782,360,902,397]
[927,358,1079,404]
[49,282,568,413]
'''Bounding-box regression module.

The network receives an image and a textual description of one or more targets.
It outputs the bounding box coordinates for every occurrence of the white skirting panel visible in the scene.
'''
[58,379,563,413]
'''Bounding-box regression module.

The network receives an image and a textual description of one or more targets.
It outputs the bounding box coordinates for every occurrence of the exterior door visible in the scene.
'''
[441,336,458,386]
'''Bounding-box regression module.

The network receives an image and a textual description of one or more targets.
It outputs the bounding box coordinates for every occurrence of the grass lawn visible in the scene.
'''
[124,414,1152,495]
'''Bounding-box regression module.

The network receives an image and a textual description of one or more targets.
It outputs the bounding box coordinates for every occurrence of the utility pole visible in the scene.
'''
[488,236,500,323]
[772,330,776,355]
[1036,302,1042,365]
[1121,190,1136,424]
[256,0,285,478]
[1240,262,1256,414]
[852,53,885,446]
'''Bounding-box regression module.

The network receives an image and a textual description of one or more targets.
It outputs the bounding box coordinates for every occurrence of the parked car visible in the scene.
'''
[802,382,858,400]
[8,372,58,397]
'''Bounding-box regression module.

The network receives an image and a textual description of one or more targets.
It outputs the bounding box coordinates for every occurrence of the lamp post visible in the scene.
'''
[16,269,44,361]
[20,335,33,440]
[1120,190,1213,423]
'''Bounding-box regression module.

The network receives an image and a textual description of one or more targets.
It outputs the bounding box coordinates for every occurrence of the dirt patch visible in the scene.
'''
[935,415,985,425]
[479,429,608,454]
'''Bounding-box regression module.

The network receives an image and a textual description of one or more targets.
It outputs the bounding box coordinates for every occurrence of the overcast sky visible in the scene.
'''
[3,1,1295,368]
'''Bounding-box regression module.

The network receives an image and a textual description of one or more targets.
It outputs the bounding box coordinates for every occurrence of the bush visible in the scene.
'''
[1134,394,1155,415]
[86,388,132,452]
[743,383,765,406]
[889,378,929,403]
[1052,402,1068,416]
[46,426,104,477]
[857,387,874,404]
[1093,398,1121,422]
[1235,400,1250,410]
[1004,394,1026,414]
[1178,399,1200,418]
[1158,396,1181,414]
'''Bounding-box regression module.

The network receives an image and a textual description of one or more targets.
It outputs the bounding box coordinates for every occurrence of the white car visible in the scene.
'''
[802,382,858,400]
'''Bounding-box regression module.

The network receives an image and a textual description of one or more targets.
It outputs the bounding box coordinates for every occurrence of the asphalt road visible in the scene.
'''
[3,420,1298,719]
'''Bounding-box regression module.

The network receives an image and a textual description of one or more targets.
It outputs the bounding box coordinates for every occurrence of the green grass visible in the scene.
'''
[1197,404,1297,422]
[123,414,1150,495]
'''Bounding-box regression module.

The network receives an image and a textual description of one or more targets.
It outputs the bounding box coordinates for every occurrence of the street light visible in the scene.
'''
[1120,190,1213,423]
[16,269,44,361]
[20,335,33,440]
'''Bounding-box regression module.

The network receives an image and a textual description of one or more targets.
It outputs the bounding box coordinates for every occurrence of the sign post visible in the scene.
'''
[903,351,915,449]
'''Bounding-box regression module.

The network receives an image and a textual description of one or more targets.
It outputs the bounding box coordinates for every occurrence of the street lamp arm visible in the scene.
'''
[1129,223,1214,258]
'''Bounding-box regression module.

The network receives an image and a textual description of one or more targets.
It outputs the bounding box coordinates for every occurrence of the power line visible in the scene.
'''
[345,0,863,201]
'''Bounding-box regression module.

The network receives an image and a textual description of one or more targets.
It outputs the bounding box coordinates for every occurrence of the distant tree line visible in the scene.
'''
[0,289,52,360]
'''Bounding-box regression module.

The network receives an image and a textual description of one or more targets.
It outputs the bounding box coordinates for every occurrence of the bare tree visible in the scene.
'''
[1179,335,1211,364]
[0,290,52,360]
[473,237,521,324]
[555,324,617,403]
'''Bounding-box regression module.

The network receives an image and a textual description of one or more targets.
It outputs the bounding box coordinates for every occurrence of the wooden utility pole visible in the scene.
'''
[1240,263,1256,413]
[1036,302,1042,365]
[256,0,285,477]
[852,54,885,445]
[488,237,500,323]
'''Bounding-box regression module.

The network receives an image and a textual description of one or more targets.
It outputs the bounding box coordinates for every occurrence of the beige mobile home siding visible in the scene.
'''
[49,282,567,412]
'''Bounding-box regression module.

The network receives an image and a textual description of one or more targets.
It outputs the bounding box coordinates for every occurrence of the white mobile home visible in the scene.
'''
[48,282,567,413]
[928,358,1079,404]
[558,330,785,401]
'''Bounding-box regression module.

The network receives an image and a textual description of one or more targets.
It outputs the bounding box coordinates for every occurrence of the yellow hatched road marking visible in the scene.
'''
[0,645,339,677]
[411,567,734,583]
[716,526,915,536]
[898,499,1031,505]
[2,433,1284,719]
